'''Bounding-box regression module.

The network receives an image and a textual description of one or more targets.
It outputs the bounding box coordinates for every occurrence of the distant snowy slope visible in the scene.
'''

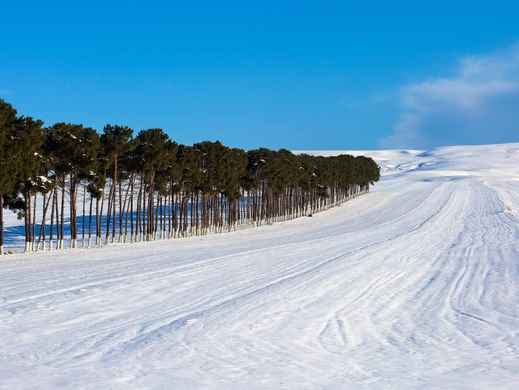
[295,148,426,175]
[1,144,519,389]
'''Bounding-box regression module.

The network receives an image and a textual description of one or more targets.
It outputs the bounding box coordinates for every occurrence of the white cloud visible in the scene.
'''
[380,43,519,148]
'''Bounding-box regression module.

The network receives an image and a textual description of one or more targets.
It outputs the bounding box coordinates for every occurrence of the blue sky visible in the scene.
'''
[2,1,519,149]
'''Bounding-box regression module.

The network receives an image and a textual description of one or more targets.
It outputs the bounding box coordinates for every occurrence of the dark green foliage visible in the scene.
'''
[0,99,19,252]
[133,128,169,182]
[0,99,18,194]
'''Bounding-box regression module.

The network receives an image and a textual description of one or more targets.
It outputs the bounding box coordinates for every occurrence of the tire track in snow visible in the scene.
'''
[2,145,519,389]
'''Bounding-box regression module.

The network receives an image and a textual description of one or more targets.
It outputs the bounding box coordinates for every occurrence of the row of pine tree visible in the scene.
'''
[0,98,380,254]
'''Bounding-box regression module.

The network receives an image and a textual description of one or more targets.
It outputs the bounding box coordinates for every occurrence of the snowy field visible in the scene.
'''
[1,143,519,389]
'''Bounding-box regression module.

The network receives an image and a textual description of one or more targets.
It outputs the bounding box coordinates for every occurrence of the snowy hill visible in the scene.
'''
[1,143,519,389]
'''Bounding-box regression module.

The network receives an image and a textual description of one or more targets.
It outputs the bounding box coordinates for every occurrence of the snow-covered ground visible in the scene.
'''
[1,143,519,389]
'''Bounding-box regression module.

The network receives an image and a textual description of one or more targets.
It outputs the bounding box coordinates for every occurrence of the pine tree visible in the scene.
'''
[100,125,133,242]
[0,99,18,254]
[13,116,45,252]
[133,129,170,240]
[45,123,99,248]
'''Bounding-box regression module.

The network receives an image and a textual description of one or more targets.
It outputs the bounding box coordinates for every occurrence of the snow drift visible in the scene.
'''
[1,143,519,389]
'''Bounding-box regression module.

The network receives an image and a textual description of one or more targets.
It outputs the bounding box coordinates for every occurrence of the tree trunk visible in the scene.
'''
[32,193,37,251]
[105,182,113,243]
[37,193,51,251]
[0,194,4,255]
[24,190,31,252]
[113,155,118,242]
[60,180,65,249]
[99,188,105,245]
[82,184,86,246]
[88,193,93,247]
[70,178,77,248]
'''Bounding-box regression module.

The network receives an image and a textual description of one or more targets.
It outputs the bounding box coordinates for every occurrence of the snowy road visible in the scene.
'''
[1,144,519,389]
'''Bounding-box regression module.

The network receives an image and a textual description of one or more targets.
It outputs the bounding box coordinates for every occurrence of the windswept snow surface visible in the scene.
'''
[2,144,519,389]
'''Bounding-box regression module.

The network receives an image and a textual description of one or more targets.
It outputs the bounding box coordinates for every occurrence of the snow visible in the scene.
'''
[1,143,519,389]
[37,175,51,183]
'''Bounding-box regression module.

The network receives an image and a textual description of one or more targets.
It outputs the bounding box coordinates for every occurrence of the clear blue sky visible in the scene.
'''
[2,1,519,149]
